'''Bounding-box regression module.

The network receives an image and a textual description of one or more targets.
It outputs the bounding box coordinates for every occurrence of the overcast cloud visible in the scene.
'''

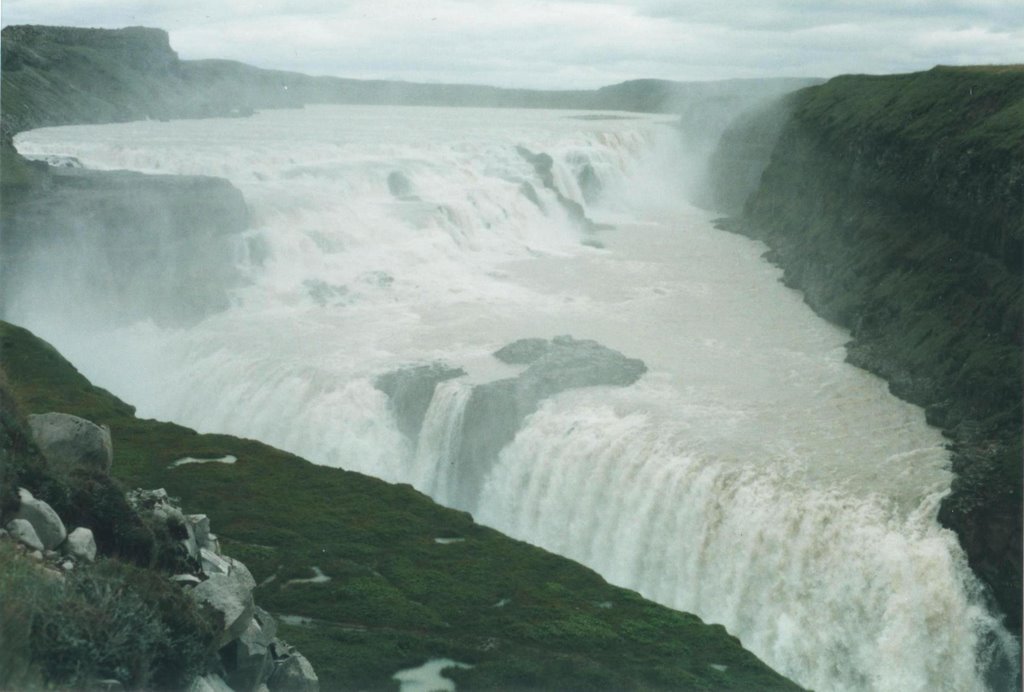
[3,0,1022,88]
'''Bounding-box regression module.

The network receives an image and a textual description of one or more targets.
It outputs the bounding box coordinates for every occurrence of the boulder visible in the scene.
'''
[224,618,274,691]
[13,487,66,550]
[27,412,112,474]
[6,518,44,552]
[200,547,255,589]
[188,514,211,546]
[64,526,97,562]
[187,674,234,692]
[171,573,202,587]
[268,649,319,692]
[191,572,255,648]
[254,606,278,640]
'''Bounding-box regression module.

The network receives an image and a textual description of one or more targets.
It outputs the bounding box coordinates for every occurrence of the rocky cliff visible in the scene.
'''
[713,66,1023,634]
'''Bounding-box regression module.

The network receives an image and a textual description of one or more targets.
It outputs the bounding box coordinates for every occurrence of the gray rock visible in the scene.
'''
[64,527,97,562]
[6,518,44,552]
[268,650,319,692]
[224,618,274,691]
[187,673,234,692]
[126,487,170,511]
[61,560,75,571]
[493,337,553,364]
[254,606,278,641]
[27,412,113,475]
[188,514,211,546]
[375,362,466,440]
[387,170,414,199]
[171,573,202,587]
[204,532,222,554]
[13,487,67,550]
[450,336,646,510]
[191,573,255,648]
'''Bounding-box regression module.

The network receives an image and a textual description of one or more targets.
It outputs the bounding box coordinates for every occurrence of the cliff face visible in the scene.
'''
[717,66,1023,632]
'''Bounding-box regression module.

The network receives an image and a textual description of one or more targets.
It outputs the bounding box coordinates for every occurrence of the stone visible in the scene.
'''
[13,487,66,550]
[126,487,169,511]
[61,560,75,571]
[254,606,278,640]
[448,336,647,510]
[204,532,221,554]
[493,337,552,365]
[375,362,466,440]
[27,412,113,475]
[191,573,255,648]
[187,514,211,546]
[64,527,97,562]
[171,573,202,587]
[386,170,414,198]
[6,518,44,552]
[187,673,234,692]
[268,649,319,692]
[224,618,274,691]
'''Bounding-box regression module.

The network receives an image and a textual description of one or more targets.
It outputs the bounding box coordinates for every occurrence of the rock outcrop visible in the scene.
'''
[379,336,647,511]
[711,65,1023,633]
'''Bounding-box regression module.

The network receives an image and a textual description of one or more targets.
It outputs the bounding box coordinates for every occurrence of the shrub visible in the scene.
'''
[20,558,217,689]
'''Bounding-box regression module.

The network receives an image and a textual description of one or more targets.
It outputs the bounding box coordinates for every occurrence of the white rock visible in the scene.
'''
[171,573,203,587]
[268,650,319,692]
[187,673,234,692]
[191,573,255,648]
[6,518,44,552]
[225,618,274,690]
[28,412,112,475]
[187,514,210,546]
[14,488,66,550]
[64,527,97,562]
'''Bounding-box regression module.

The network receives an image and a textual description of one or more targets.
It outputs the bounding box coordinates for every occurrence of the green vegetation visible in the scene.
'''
[0,543,217,690]
[721,65,1023,633]
[0,320,800,690]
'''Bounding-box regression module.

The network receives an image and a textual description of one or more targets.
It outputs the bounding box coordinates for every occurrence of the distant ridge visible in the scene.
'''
[0,24,818,137]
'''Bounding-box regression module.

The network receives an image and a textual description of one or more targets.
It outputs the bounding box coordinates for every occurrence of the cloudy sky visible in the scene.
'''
[3,1,1022,89]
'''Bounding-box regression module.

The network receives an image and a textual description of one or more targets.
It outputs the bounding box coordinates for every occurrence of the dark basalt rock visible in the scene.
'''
[386,171,414,199]
[375,363,467,441]
[450,336,647,510]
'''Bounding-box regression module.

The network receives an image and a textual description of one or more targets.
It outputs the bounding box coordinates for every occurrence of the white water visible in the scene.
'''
[12,105,1018,691]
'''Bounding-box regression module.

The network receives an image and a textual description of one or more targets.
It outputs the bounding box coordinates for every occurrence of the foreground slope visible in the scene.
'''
[713,66,1023,634]
[0,320,799,691]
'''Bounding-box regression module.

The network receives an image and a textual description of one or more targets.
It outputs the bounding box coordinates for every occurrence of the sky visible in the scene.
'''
[2,0,1023,89]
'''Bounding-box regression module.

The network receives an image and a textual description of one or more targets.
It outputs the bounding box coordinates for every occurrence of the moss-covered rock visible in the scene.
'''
[714,65,1023,634]
[0,319,801,690]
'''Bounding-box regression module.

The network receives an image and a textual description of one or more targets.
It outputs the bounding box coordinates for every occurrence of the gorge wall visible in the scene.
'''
[712,66,1023,633]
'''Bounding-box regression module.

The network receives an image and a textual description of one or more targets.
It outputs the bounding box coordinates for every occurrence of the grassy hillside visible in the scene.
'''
[717,65,1023,633]
[0,320,800,690]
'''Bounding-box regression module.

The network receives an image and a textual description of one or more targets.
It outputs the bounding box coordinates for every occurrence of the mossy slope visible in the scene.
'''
[719,66,1023,633]
[0,320,800,691]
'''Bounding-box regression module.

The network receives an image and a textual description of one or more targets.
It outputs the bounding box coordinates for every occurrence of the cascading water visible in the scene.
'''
[11,104,1019,691]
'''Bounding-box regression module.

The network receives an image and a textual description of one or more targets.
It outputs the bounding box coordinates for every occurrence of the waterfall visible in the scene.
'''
[11,104,1018,692]
[410,379,473,505]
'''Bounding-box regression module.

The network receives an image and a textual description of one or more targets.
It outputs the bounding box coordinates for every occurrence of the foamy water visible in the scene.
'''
[12,105,1018,690]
